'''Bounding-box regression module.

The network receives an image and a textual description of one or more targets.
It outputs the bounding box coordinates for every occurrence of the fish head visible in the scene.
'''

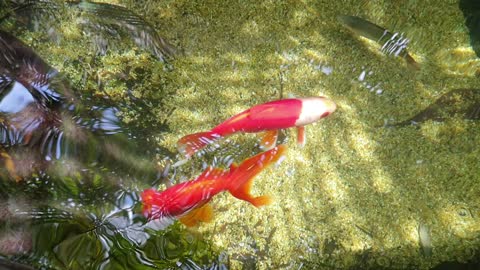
[295,96,336,126]
[141,189,167,219]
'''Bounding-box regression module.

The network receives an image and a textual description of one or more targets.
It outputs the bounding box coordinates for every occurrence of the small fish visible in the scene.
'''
[141,145,287,227]
[338,15,419,70]
[177,97,336,158]
[389,88,480,127]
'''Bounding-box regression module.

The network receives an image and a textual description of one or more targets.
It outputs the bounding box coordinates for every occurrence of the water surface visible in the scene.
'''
[1,0,480,269]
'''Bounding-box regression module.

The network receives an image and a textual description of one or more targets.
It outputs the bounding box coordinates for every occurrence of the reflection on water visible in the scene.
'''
[0,81,36,114]
[0,28,131,178]
[0,190,221,269]
[0,11,217,269]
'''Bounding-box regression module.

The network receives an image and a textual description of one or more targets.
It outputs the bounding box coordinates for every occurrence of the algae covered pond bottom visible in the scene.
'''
[1,0,480,269]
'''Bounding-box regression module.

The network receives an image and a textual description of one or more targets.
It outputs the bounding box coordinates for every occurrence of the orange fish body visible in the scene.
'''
[177,97,336,158]
[141,145,286,226]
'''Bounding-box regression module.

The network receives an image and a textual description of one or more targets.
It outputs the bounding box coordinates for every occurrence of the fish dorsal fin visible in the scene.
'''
[249,103,277,118]
[248,99,302,124]
[178,203,213,227]
[229,163,238,171]
[196,167,227,181]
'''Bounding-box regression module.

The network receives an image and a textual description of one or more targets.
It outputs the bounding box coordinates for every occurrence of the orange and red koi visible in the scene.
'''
[141,145,286,227]
[177,97,336,158]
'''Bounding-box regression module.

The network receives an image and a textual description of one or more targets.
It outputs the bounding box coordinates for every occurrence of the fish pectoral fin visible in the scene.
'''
[296,126,306,147]
[259,130,278,150]
[178,203,214,227]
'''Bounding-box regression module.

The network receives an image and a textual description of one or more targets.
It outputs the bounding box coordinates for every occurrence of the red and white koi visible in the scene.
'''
[177,97,336,158]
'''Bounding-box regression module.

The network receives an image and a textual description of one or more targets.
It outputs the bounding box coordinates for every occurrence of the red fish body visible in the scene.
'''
[141,145,286,226]
[177,97,336,158]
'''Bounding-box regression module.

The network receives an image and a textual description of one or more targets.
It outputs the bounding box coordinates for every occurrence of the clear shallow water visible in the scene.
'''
[1,0,480,269]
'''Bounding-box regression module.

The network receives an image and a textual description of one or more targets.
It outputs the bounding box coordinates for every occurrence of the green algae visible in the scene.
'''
[147,1,478,269]
[5,0,480,269]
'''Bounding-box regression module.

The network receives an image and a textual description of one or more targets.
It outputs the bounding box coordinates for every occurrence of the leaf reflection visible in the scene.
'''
[0,11,212,269]
[0,28,161,182]
[6,189,220,269]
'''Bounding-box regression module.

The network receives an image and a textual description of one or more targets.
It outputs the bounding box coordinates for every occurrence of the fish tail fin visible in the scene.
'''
[177,131,220,158]
[249,195,273,207]
[227,145,287,207]
[405,53,420,70]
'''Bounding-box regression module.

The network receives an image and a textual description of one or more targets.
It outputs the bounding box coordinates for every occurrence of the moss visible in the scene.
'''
[19,0,480,269]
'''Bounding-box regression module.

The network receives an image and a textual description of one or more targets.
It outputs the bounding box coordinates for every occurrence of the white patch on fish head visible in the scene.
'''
[295,97,336,126]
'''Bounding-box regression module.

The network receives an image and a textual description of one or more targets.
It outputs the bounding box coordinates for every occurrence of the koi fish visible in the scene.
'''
[387,88,480,127]
[177,97,336,158]
[337,15,419,70]
[141,145,287,227]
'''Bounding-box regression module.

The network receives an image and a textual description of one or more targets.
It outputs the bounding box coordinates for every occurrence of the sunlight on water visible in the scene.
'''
[322,178,346,202]
[436,46,480,77]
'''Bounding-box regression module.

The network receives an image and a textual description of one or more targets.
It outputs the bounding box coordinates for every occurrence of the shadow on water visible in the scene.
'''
[459,0,480,58]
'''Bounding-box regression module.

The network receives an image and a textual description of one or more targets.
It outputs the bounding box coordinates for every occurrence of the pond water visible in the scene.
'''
[1,0,480,269]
